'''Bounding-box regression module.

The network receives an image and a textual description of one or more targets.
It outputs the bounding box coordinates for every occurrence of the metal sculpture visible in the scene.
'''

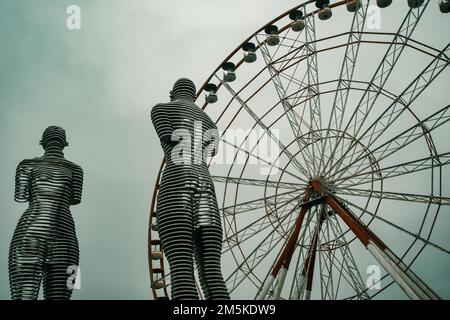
[9,126,83,300]
[150,78,230,300]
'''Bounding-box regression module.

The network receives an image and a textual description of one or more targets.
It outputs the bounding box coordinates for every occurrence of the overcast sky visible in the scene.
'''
[0,0,448,300]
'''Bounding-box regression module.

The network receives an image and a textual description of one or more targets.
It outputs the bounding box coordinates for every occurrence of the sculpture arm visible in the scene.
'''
[203,122,219,157]
[14,160,30,203]
[70,165,84,205]
[151,104,176,146]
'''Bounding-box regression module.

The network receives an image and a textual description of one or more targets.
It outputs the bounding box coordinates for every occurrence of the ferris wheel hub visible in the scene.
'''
[309,177,337,196]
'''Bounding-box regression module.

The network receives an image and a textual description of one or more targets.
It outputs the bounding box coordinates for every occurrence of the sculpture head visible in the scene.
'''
[169,78,196,102]
[39,126,69,152]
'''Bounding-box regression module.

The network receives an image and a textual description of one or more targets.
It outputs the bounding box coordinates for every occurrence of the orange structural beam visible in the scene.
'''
[323,195,386,249]
[304,211,325,292]
[271,186,311,276]
[323,194,440,300]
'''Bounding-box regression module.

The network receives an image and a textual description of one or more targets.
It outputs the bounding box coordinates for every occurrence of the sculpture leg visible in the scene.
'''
[9,262,42,300]
[194,227,230,300]
[42,240,79,300]
[157,186,199,300]
[193,189,230,300]
[42,263,75,300]
[9,238,44,300]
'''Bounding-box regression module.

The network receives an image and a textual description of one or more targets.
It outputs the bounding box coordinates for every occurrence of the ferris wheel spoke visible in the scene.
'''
[225,234,284,294]
[317,207,365,300]
[224,212,284,255]
[319,1,369,174]
[286,77,409,130]
[324,1,433,176]
[257,34,315,176]
[256,35,319,175]
[359,104,449,172]
[258,204,316,300]
[224,196,301,254]
[224,202,304,294]
[329,43,450,180]
[253,33,313,132]
[317,223,334,299]
[323,194,441,300]
[302,7,323,177]
[318,243,361,300]
[330,104,450,181]
[334,187,450,206]
[276,70,308,90]
[351,42,448,164]
[289,209,317,300]
[256,26,309,131]
[318,249,336,300]
[318,211,366,300]
[326,212,369,299]
[263,78,404,170]
[319,212,354,299]
[218,78,313,178]
[321,205,336,300]
[311,207,333,300]
[289,247,307,299]
[288,206,321,300]
[338,196,450,256]
[211,175,304,190]
[334,151,450,189]
[220,138,306,182]
[221,187,302,216]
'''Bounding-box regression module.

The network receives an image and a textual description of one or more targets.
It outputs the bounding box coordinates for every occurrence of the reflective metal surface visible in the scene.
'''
[9,126,83,300]
[151,78,229,300]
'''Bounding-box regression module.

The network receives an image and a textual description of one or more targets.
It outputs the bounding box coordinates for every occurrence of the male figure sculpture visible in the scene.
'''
[151,78,230,300]
[9,126,83,300]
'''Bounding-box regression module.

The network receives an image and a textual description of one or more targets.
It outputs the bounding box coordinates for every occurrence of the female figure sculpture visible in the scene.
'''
[151,78,230,300]
[9,126,83,300]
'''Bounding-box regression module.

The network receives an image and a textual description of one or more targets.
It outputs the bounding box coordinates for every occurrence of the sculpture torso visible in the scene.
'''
[14,156,83,241]
[152,99,218,168]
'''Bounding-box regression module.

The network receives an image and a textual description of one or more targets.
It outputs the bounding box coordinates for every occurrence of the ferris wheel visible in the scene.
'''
[148,0,450,300]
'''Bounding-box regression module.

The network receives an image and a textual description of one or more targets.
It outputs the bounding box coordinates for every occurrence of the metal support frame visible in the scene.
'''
[257,187,311,300]
[322,193,441,300]
[257,178,441,300]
